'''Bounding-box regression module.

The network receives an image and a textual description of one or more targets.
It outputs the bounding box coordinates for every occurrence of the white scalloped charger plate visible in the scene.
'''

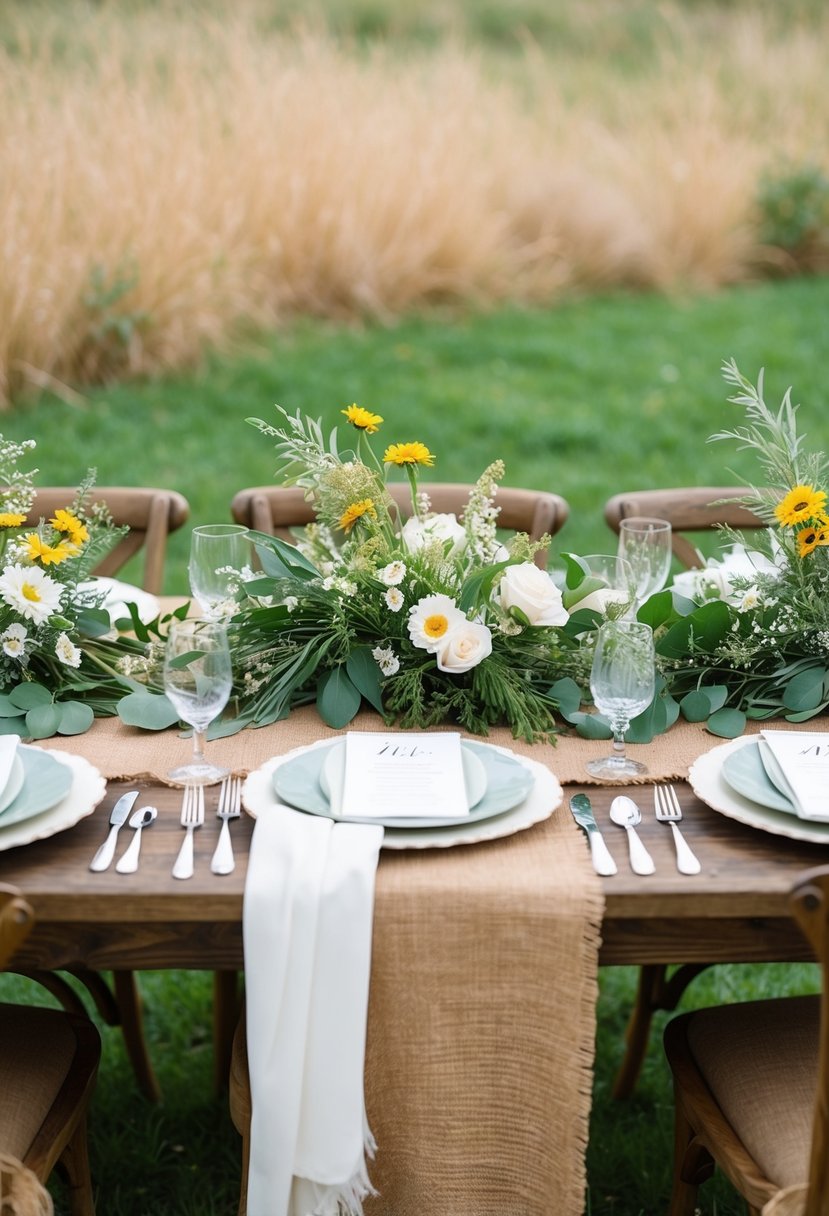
[0,747,106,852]
[688,736,829,845]
[244,738,562,850]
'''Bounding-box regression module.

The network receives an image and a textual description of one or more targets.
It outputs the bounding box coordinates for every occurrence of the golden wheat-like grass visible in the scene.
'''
[0,3,826,402]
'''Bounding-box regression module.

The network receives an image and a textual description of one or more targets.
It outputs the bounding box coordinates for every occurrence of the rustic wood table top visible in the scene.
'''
[0,777,822,972]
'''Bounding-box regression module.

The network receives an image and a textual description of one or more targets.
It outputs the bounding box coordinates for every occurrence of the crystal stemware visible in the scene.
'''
[586,620,655,779]
[618,517,672,607]
[163,619,233,786]
[572,553,637,619]
[188,524,250,618]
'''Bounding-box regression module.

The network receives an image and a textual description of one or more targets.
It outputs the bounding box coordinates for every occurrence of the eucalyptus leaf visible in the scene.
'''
[569,711,613,740]
[25,702,62,739]
[785,704,829,722]
[10,683,52,710]
[0,716,25,735]
[346,647,385,716]
[706,707,747,738]
[56,701,95,736]
[680,690,715,723]
[626,696,668,744]
[117,692,181,730]
[317,666,361,729]
[76,607,114,638]
[549,677,583,719]
[782,666,827,712]
[0,695,21,718]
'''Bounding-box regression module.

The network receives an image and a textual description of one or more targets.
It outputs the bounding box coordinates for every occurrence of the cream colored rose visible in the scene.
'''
[436,620,493,673]
[401,513,466,557]
[497,562,569,626]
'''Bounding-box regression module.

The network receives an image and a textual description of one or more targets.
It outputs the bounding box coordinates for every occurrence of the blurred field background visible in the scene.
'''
[2,2,829,1213]
[2,0,829,403]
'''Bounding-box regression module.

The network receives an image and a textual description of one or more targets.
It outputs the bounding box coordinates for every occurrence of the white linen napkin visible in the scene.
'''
[760,730,829,821]
[243,800,384,1216]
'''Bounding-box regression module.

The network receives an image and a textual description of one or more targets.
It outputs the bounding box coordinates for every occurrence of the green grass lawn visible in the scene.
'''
[2,276,828,1213]
[5,276,829,591]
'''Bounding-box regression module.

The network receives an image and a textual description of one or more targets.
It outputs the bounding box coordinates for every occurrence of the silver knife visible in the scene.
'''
[89,790,141,872]
[569,794,618,876]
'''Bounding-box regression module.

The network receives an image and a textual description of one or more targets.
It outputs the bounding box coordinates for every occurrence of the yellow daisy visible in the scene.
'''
[50,509,89,545]
[341,404,383,434]
[383,441,435,468]
[23,532,76,566]
[775,484,827,527]
[339,498,377,533]
[0,512,25,528]
[796,525,821,558]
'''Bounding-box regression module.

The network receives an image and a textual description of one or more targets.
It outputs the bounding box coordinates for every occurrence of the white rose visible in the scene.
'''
[570,587,629,615]
[436,620,493,673]
[497,562,569,626]
[401,513,467,557]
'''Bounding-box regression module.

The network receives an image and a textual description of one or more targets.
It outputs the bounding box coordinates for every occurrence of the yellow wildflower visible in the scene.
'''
[339,499,377,533]
[50,509,89,545]
[0,513,25,528]
[383,442,435,468]
[775,484,827,527]
[23,532,76,566]
[796,525,821,559]
[342,404,383,434]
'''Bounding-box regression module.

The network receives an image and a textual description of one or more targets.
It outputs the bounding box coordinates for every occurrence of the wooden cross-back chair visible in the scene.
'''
[663,864,829,1216]
[231,483,570,570]
[25,487,190,595]
[0,883,101,1216]
[18,486,190,1103]
[604,486,765,569]
[603,485,767,1100]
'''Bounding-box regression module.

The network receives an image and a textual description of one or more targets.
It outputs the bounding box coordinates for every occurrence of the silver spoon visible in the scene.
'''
[115,806,158,874]
[609,795,655,876]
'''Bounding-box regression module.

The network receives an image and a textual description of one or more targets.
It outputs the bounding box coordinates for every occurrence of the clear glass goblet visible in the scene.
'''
[573,553,637,619]
[163,619,233,786]
[618,517,672,608]
[586,619,655,779]
[188,524,250,618]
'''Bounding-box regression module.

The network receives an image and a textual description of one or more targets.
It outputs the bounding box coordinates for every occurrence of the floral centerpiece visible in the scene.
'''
[0,436,162,738]
[636,359,829,736]
[223,405,597,743]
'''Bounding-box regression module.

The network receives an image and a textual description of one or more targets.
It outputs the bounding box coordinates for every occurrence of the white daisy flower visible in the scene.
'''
[371,645,400,676]
[1,622,28,658]
[379,560,407,586]
[0,564,62,625]
[407,594,465,653]
[384,587,404,612]
[55,631,82,667]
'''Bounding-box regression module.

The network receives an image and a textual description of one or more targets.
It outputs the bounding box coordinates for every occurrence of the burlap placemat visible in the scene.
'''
[43,706,829,786]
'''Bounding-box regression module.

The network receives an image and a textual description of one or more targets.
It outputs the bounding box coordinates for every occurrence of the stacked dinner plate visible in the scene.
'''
[0,735,105,852]
[243,737,564,850]
[688,733,829,845]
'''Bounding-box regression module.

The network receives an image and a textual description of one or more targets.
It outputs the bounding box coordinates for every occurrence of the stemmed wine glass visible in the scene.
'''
[188,525,250,618]
[573,553,637,619]
[586,620,655,779]
[163,620,233,786]
[618,517,672,608]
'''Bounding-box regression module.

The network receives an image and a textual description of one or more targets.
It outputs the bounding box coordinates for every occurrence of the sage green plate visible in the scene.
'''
[721,740,794,814]
[272,739,535,828]
[0,747,75,829]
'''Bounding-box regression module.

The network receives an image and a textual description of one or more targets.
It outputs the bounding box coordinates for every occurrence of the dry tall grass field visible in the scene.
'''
[1,0,827,403]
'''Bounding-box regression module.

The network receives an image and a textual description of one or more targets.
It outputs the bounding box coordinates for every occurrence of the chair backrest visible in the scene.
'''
[790,865,829,1215]
[26,487,190,594]
[604,487,765,569]
[0,884,34,971]
[231,483,569,570]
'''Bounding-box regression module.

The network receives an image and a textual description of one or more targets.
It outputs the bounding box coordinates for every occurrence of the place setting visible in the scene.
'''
[0,732,105,853]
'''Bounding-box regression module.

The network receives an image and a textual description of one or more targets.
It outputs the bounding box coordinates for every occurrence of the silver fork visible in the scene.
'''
[211,776,241,876]
[172,785,205,881]
[653,785,702,875]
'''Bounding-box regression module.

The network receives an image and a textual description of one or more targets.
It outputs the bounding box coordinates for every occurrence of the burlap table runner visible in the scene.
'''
[45,708,604,1215]
[43,706,825,786]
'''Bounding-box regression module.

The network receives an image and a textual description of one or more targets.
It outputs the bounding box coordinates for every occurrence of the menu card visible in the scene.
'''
[760,730,829,821]
[340,731,469,820]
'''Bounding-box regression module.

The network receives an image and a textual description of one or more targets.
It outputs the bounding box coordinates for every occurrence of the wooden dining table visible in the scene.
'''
[0,717,825,1216]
